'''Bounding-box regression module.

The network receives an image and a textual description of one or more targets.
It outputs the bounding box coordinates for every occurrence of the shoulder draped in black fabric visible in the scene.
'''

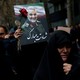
[33,30,73,80]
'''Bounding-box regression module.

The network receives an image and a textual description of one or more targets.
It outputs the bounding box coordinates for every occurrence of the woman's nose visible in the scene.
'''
[63,47,67,52]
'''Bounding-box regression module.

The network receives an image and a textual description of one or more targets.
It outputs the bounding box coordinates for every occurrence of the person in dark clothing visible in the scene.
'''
[33,30,80,80]
[70,24,80,45]
[0,25,16,80]
[1,37,18,80]
[0,25,22,80]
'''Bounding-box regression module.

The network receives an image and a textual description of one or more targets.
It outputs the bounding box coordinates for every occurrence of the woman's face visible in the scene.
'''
[0,27,6,38]
[57,46,71,62]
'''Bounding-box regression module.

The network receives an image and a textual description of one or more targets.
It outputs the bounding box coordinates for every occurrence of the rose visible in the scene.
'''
[19,8,28,18]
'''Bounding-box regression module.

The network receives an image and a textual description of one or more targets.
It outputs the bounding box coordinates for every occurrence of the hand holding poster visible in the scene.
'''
[14,2,49,45]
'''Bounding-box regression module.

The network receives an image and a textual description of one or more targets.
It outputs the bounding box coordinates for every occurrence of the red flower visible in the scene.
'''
[19,8,28,18]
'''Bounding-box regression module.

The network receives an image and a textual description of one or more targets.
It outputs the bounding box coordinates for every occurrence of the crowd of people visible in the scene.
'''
[0,22,80,80]
[0,5,80,80]
[0,5,48,80]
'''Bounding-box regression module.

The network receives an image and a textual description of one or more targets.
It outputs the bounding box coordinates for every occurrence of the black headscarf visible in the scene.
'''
[33,30,73,80]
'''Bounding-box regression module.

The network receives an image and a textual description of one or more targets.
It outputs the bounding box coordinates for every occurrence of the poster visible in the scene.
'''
[14,2,49,45]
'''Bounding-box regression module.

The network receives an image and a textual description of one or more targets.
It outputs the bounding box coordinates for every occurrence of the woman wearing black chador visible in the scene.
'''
[33,30,80,80]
